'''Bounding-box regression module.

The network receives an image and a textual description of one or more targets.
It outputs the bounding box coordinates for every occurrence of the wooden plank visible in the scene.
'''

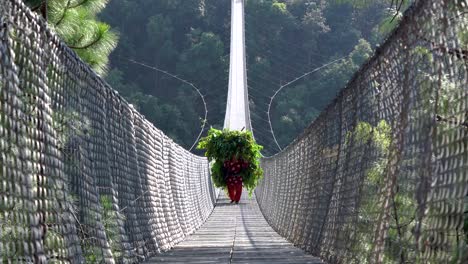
[144,193,324,263]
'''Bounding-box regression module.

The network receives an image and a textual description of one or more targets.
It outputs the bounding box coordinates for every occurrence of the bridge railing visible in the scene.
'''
[256,0,467,263]
[0,0,216,262]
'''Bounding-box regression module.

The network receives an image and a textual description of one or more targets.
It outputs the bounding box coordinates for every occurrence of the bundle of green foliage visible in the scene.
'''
[197,128,263,195]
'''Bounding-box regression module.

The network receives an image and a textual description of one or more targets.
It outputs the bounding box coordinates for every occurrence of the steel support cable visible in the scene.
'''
[245,48,321,72]
[246,94,271,106]
[252,128,280,143]
[246,67,293,85]
[247,102,271,120]
[249,110,274,124]
[246,68,283,84]
[245,45,331,86]
[204,98,228,110]
[256,1,468,260]
[1,0,216,258]
[207,0,325,65]
[246,62,323,94]
[244,39,316,75]
[247,99,271,109]
[246,57,324,84]
[246,86,272,99]
[249,112,280,144]
[247,66,309,87]
[123,57,208,151]
[245,49,338,87]
[204,95,228,102]
[267,56,349,152]
[249,111,271,121]
[244,19,335,60]
[246,52,311,78]
[248,58,348,153]
[251,110,274,122]
[248,108,271,118]
[246,57,329,88]
[245,41,316,74]
[250,129,278,152]
[246,77,280,90]
[204,90,228,97]
[249,107,272,118]
[250,114,278,132]
[245,46,314,77]
[249,108,275,137]
[250,113,271,125]
[245,35,318,62]
[244,18,327,55]
[251,127,277,143]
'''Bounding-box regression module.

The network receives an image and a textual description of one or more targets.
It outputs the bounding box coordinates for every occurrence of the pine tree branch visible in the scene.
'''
[394,0,405,13]
[390,0,405,23]
[55,0,72,26]
[68,35,102,49]
[69,0,89,9]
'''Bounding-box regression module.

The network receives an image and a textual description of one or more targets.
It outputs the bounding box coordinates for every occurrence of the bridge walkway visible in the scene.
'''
[146,193,323,263]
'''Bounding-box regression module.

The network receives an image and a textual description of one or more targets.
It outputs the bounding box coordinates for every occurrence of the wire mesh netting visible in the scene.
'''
[256,0,468,263]
[0,0,217,262]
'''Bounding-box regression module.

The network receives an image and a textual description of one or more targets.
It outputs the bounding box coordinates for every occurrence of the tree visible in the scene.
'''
[25,0,118,75]
[272,39,373,148]
[97,0,388,152]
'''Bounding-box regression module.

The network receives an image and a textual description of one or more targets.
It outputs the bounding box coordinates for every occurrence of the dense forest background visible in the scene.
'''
[98,0,399,155]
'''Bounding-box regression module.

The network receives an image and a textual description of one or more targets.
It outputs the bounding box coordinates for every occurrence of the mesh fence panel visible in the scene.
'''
[0,0,217,263]
[256,0,468,263]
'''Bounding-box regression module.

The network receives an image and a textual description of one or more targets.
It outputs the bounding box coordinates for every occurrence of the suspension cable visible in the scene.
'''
[121,57,208,152]
[266,56,349,151]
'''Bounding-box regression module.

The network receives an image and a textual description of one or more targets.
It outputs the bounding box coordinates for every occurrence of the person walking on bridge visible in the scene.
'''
[197,128,263,205]
[224,158,249,203]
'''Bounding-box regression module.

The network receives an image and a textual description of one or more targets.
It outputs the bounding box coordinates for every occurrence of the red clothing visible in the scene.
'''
[224,158,248,203]
[224,159,249,174]
[226,175,242,202]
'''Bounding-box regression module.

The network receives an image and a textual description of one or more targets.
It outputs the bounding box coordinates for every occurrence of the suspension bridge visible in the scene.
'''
[0,0,467,263]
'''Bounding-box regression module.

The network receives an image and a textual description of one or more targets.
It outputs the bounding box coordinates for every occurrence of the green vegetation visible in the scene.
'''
[82,195,124,262]
[25,0,118,74]
[343,120,395,263]
[22,0,414,153]
[197,128,263,195]
[343,120,425,263]
[344,39,468,260]
[2,0,464,262]
[100,195,124,260]
[0,189,74,262]
[411,16,468,261]
[98,0,399,153]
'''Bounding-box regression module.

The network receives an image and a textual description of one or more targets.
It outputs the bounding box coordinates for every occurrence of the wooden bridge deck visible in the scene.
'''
[146,193,323,264]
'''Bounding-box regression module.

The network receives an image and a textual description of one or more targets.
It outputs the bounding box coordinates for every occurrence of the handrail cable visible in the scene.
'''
[266,56,349,151]
[122,57,208,152]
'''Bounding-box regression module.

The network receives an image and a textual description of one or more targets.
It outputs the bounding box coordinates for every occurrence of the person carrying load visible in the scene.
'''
[197,128,263,204]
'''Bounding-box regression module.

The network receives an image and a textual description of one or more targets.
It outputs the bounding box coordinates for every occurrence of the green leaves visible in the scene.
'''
[25,0,118,75]
[197,128,264,195]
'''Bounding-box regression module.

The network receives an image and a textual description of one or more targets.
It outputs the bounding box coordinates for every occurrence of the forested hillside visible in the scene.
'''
[99,0,399,155]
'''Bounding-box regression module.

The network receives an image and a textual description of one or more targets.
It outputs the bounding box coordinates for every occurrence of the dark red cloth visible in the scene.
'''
[224,158,247,202]
[226,175,242,202]
[234,178,242,202]
[224,159,249,175]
